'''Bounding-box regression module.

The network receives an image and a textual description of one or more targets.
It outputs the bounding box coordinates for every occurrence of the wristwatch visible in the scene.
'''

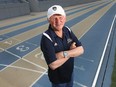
[63,51,68,58]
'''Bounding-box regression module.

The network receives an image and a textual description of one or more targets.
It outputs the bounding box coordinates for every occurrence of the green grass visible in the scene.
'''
[110,82,116,87]
[111,49,116,87]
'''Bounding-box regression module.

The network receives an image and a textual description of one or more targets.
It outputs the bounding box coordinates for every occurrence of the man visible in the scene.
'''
[40,5,84,87]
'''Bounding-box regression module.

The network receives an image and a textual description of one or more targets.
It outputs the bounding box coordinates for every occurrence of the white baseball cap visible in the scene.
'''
[47,5,66,19]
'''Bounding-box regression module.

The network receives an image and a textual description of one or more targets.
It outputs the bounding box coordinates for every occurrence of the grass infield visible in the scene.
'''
[111,49,116,87]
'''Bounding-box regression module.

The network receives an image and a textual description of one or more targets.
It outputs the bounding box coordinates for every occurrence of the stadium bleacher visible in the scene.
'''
[0,0,101,20]
[0,0,30,20]
[0,0,21,4]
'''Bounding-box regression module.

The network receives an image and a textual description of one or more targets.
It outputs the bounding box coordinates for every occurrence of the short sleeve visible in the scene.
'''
[70,31,82,47]
[40,35,57,65]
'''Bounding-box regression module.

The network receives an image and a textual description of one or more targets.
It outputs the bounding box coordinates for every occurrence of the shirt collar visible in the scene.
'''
[48,25,66,38]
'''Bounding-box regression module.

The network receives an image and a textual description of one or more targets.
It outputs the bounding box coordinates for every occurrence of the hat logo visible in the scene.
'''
[52,7,57,11]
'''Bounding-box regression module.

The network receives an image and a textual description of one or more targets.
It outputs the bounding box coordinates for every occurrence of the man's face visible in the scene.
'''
[48,14,66,31]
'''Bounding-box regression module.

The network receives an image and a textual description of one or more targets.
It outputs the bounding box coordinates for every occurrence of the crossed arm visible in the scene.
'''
[49,42,84,70]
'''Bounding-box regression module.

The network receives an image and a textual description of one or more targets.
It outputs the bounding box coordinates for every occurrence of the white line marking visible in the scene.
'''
[74,65,85,71]
[78,57,94,63]
[0,59,21,72]
[78,1,113,40]
[0,64,47,74]
[0,48,5,51]
[35,51,45,60]
[92,14,116,87]
[29,70,48,87]
[8,51,47,70]
[0,48,47,71]
[22,58,47,70]
[25,41,38,46]
[5,49,22,58]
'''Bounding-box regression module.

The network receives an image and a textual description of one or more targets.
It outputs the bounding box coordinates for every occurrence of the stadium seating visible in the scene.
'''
[0,0,30,20]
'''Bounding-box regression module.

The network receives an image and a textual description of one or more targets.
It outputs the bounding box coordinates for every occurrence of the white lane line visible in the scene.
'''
[0,58,21,72]
[79,1,113,40]
[74,65,85,71]
[0,47,47,71]
[77,57,94,63]
[5,49,22,58]
[0,48,5,51]
[22,58,47,70]
[92,14,116,87]
[0,64,47,74]
[29,70,48,87]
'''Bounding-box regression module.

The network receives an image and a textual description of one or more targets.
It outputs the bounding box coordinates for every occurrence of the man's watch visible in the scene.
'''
[63,51,68,58]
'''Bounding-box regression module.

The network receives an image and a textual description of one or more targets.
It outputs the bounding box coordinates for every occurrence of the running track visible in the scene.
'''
[0,0,116,87]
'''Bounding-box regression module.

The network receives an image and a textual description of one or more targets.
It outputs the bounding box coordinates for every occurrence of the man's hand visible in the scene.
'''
[70,42,76,49]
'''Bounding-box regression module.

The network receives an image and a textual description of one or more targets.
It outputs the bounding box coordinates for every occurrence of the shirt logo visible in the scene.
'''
[67,38,72,44]
[54,43,58,46]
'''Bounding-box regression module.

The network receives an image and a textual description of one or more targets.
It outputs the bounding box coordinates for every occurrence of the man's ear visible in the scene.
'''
[64,16,66,22]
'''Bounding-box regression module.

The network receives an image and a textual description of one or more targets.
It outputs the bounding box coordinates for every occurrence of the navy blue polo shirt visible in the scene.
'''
[40,25,82,84]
